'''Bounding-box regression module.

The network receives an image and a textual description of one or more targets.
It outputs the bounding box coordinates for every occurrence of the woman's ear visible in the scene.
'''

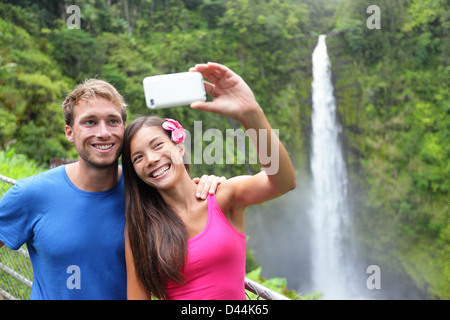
[178,143,185,157]
[171,143,186,165]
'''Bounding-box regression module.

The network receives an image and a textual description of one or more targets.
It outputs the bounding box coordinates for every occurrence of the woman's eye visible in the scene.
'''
[132,155,142,163]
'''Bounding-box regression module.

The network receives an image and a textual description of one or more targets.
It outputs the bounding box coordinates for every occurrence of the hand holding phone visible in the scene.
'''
[189,62,260,123]
[143,72,206,109]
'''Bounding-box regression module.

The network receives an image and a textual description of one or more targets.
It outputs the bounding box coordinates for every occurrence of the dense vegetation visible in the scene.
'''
[329,0,449,299]
[0,0,448,298]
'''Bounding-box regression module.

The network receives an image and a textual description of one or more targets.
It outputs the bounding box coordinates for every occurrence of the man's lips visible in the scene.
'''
[92,143,114,152]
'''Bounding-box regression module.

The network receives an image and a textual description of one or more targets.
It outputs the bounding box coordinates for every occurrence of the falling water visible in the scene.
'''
[308,35,359,299]
[246,34,424,300]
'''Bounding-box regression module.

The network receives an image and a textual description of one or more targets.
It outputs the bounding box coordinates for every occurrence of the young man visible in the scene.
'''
[0,79,223,299]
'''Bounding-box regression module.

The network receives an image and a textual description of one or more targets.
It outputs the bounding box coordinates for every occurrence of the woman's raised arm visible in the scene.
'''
[189,63,296,209]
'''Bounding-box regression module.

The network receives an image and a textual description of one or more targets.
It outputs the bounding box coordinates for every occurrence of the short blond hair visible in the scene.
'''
[62,79,127,126]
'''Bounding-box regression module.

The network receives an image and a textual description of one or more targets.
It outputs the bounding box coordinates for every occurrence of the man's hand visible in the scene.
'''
[193,175,227,199]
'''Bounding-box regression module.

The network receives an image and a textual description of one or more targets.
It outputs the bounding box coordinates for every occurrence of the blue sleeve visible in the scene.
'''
[0,181,35,250]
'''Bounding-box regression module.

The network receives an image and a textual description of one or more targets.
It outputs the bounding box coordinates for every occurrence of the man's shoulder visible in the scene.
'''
[14,165,66,192]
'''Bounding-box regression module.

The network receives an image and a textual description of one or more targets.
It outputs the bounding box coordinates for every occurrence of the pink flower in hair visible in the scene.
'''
[162,118,186,143]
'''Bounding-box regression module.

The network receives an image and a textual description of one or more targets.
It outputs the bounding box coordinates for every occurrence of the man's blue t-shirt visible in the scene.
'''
[0,165,126,299]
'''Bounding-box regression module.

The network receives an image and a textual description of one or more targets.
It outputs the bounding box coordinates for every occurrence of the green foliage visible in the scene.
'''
[332,0,449,299]
[0,149,45,180]
[0,7,75,165]
[50,28,103,81]
[245,267,320,300]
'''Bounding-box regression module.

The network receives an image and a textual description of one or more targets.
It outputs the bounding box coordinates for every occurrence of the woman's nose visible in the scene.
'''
[145,152,159,167]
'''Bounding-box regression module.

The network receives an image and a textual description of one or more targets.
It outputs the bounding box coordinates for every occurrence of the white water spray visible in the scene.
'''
[309,35,359,299]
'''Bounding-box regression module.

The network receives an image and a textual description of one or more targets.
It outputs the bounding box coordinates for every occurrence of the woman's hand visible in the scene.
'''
[189,62,261,124]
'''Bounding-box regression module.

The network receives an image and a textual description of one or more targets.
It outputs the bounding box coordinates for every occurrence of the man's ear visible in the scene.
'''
[65,125,74,143]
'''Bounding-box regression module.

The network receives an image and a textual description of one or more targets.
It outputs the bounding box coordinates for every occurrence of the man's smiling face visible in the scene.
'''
[65,97,125,169]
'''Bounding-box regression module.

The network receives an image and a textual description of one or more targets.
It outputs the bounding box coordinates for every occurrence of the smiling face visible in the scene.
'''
[129,125,186,191]
[65,97,125,169]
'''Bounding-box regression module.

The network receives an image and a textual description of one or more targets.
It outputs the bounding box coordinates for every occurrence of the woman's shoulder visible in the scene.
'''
[213,177,247,232]
[213,176,250,213]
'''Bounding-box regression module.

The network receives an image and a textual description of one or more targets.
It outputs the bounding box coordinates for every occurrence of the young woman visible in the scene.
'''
[123,62,296,300]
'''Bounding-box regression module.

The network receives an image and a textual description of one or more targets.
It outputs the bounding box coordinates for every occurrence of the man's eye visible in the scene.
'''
[85,120,95,125]
[110,119,120,125]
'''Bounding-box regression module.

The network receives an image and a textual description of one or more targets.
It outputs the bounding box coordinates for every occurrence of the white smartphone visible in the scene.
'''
[143,72,206,109]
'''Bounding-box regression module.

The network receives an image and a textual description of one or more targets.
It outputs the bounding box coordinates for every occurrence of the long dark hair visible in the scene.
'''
[122,116,189,300]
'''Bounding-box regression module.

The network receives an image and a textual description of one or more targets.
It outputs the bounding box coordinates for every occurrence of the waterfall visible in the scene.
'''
[308,35,359,299]
[246,34,422,300]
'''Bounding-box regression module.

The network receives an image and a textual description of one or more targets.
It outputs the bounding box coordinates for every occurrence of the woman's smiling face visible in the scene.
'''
[129,125,185,190]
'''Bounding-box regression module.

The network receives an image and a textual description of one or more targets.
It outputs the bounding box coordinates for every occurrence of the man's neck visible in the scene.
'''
[65,161,121,192]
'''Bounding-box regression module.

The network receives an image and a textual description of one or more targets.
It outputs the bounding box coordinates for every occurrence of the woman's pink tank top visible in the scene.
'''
[166,194,246,300]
